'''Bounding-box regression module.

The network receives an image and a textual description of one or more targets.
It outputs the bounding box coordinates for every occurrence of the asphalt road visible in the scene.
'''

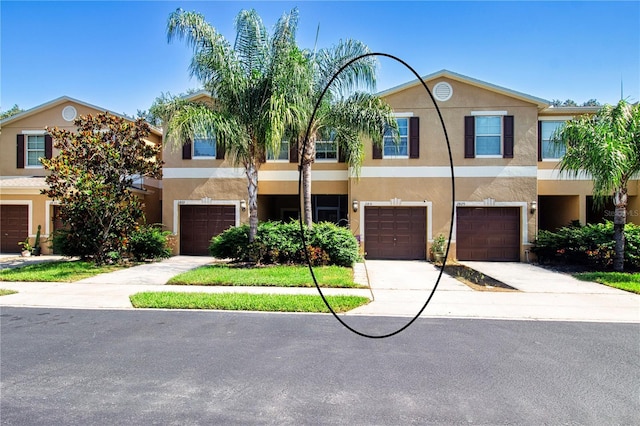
[1,308,638,425]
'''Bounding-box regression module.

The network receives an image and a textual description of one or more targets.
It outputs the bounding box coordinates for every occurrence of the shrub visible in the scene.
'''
[128,225,172,262]
[209,220,359,266]
[532,221,640,270]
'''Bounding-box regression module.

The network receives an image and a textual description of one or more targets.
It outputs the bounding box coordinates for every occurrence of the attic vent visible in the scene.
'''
[62,106,77,122]
[433,82,453,102]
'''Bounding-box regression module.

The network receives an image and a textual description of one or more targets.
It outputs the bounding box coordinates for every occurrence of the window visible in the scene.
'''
[193,136,216,158]
[267,140,289,161]
[316,141,337,160]
[475,116,502,156]
[26,135,45,167]
[383,117,408,158]
[540,121,566,159]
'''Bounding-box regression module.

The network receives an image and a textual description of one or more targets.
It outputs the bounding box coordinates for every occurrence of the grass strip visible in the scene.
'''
[167,264,364,288]
[0,289,18,296]
[0,261,126,282]
[130,292,370,313]
[574,272,640,294]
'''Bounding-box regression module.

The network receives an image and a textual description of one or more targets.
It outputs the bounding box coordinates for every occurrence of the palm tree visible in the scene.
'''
[160,8,309,241]
[554,99,640,271]
[295,40,397,227]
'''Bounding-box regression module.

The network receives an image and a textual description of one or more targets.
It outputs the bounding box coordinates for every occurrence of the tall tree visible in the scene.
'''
[0,104,23,120]
[554,99,640,271]
[159,8,309,242]
[41,113,162,264]
[295,40,396,227]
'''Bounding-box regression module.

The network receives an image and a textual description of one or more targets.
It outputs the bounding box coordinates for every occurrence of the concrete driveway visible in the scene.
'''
[1,256,638,322]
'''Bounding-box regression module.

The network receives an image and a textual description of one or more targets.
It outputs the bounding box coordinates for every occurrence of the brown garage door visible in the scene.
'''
[180,205,236,256]
[457,207,520,261]
[1,205,29,253]
[365,207,426,260]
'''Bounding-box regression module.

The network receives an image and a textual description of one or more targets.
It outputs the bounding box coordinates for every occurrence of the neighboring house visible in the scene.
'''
[162,70,639,261]
[0,97,163,254]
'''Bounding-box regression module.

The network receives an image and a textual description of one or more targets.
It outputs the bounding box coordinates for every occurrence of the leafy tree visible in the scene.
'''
[0,104,23,120]
[553,100,640,271]
[582,99,601,107]
[159,8,309,242]
[294,40,396,227]
[41,113,162,264]
[550,99,600,107]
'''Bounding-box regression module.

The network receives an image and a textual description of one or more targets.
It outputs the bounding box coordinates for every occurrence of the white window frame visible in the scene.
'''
[22,130,47,168]
[267,140,290,162]
[539,117,570,161]
[315,140,338,162]
[471,111,506,158]
[192,136,217,159]
[383,116,410,159]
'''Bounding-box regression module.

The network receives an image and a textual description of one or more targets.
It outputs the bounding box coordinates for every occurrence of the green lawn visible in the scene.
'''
[167,264,363,288]
[130,292,370,312]
[574,272,640,294]
[0,261,126,282]
[0,289,18,296]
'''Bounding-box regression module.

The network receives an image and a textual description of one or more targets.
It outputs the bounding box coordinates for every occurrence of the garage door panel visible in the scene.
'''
[1,205,29,253]
[180,205,236,256]
[457,207,520,261]
[365,207,426,260]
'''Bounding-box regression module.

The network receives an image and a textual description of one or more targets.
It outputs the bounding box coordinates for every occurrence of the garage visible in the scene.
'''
[456,207,520,261]
[364,207,426,260]
[180,205,236,255]
[1,205,29,253]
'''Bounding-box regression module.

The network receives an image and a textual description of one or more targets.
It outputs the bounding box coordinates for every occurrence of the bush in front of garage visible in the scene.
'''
[209,221,359,267]
[532,221,640,270]
[128,225,172,262]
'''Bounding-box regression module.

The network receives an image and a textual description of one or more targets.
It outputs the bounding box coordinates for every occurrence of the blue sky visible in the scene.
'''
[2,1,638,117]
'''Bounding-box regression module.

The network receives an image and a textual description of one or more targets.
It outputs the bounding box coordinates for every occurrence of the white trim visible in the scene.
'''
[432,82,453,102]
[537,169,593,180]
[44,200,61,237]
[172,199,241,235]
[393,112,414,117]
[360,166,537,178]
[0,200,33,237]
[21,130,47,135]
[471,110,508,116]
[539,116,572,121]
[358,201,433,247]
[453,201,529,245]
[163,168,245,179]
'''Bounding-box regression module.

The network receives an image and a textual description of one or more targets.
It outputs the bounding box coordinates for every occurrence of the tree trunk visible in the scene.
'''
[302,136,316,229]
[612,189,627,272]
[246,162,259,243]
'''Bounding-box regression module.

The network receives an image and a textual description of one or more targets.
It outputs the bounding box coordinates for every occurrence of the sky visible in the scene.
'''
[1,1,639,117]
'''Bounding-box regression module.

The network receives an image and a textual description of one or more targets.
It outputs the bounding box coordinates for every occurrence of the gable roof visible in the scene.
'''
[377,69,550,109]
[0,96,163,136]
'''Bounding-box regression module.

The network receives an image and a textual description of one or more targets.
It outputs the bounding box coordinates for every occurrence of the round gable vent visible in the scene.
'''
[62,105,77,121]
[433,82,453,102]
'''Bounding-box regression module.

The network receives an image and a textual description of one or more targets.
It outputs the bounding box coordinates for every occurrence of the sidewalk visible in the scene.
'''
[0,257,638,322]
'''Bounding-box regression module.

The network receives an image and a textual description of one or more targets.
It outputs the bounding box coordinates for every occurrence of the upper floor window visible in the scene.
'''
[26,134,46,167]
[540,121,566,160]
[316,141,337,161]
[383,117,408,158]
[267,140,289,161]
[475,116,502,156]
[193,136,216,158]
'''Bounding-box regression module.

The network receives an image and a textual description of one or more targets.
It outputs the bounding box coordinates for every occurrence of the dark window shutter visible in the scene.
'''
[464,116,475,158]
[45,134,53,159]
[537,121,542,162]
[182,139,192,160]
[216,140,225,160]
[17,134,25,168]
[338,145,346,163]
[372,143,382,159]
[289,140,298,163]
[503,115,514,158]
[409,116,420,158]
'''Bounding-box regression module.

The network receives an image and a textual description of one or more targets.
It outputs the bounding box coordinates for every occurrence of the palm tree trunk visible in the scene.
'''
[247,162,259,243]
[613,189,627,272]
[302,136,316,228]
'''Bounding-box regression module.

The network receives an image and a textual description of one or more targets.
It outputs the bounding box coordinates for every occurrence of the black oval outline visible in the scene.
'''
[298,52,455,338]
